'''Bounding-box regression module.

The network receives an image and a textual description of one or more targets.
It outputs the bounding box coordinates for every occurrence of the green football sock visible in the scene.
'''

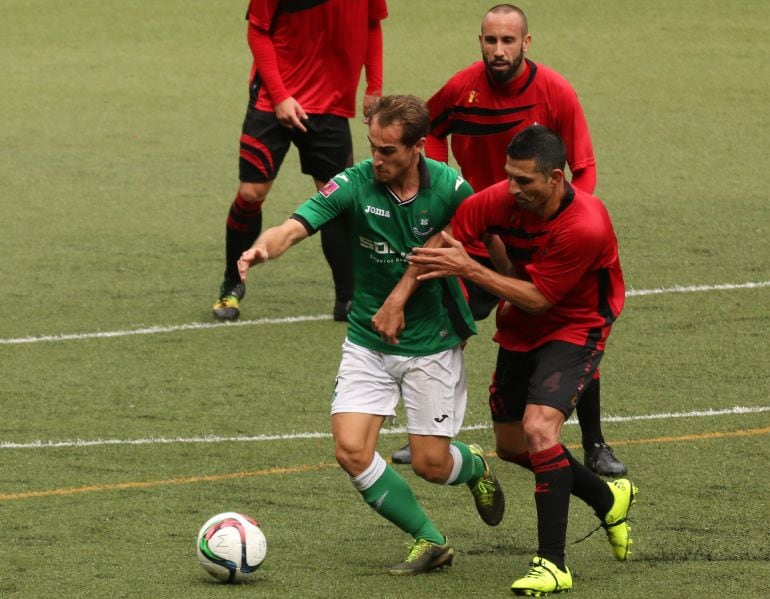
[449,441,485,485]
[360,464,444,544]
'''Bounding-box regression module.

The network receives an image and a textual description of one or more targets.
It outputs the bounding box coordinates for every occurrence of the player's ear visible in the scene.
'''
[548,168,565,186]
[415,136,426,155]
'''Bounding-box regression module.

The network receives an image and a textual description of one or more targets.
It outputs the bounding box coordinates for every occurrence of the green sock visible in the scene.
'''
[449,441,485,485]
[360,464,444,544]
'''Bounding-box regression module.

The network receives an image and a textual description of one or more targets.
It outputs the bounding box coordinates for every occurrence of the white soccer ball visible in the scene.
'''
[196,511,267,582]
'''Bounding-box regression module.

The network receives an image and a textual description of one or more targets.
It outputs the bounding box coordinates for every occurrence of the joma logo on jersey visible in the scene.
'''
[359,236,400,255]
[364,205,390,217]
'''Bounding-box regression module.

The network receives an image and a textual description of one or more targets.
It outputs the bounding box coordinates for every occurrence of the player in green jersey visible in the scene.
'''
[238,95,505,575]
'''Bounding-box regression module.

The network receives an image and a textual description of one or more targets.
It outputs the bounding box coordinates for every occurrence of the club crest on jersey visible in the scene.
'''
[467,89,480,104]
[319,179,340,198]
[412,211,435,237]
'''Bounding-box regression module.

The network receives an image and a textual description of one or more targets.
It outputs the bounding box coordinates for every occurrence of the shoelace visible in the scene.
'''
[405,539,431,562]
[572,516,634,545]
[471,478,496,505]
[524,564,548,579]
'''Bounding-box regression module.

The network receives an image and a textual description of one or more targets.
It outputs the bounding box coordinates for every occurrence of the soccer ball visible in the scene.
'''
[196,512,267,582]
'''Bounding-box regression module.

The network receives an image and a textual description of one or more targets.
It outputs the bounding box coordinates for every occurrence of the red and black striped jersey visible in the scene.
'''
[427,59,595,193]
[247,0,387,117]
[452,180,624,352]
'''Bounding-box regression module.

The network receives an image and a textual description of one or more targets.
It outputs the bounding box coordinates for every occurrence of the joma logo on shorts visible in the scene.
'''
[364,205,390,217]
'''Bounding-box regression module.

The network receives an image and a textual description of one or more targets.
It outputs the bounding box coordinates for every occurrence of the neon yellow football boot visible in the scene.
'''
[511,556,573,596]
[602,478,638,561]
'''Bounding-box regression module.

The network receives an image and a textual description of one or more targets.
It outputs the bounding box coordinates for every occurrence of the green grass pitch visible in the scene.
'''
[1,0,768,597]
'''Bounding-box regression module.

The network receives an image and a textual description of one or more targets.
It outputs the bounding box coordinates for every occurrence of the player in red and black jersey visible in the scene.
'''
[391,4,625,477]
[213,0,388,323]
[410,125,638,595]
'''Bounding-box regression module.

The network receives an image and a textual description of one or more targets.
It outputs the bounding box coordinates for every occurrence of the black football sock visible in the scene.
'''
[577,377,605,449]
[224,195,262,286]
[562,445,613,517]
[530,445,571,571]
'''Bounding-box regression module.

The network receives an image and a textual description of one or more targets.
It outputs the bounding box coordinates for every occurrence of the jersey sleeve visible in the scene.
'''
[247,23,289,106]
[448,173,474,212]
[246,0,278,31]
[426,79,455,142]
[425,80,456,162]
[450,180,509,245]
[364,20,383,95]
[292,173,356,234]
[550,76,596,182]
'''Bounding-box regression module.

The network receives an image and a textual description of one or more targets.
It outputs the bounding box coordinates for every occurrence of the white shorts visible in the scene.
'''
[330,338,468,437]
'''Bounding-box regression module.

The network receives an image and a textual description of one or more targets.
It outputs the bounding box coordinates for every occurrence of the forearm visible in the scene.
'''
[484,234,515,276]
[253,219,308,261]
[462,260,551,314]
[385,229,448,308]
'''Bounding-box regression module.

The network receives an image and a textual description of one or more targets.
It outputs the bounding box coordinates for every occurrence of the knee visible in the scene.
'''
[334,443,372,477]
[410,454,450,484]
[522,419,559,452]
[238,183,268,206]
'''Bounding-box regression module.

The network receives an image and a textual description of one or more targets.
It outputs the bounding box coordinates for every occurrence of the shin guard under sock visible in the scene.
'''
[531,445,572,571]
[354,455,443,544]
[224,194,263,284]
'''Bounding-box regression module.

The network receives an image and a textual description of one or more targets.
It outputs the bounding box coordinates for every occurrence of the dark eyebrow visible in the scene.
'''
[367,136,398,152]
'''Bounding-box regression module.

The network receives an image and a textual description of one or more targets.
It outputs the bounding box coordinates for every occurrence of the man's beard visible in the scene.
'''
[484,47,525,84]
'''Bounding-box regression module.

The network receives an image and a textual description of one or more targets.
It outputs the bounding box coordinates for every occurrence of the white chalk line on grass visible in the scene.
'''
[0,280,768,346]
[0,314,331,345]
[1,405,768,450]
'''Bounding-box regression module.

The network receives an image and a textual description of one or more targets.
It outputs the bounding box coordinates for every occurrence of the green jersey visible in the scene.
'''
[293,156,476,356]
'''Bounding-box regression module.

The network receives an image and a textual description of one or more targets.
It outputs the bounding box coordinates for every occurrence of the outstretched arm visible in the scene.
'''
[409,230,552,314]
[238,218,309,282]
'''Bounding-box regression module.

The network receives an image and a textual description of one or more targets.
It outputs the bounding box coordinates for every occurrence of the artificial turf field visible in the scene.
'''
[1,1,768,597]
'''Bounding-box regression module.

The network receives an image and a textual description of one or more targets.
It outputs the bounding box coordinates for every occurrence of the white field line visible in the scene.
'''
[0,280,768,346]
[1,406,768,450]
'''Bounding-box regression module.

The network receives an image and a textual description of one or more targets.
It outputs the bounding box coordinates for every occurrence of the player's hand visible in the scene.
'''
[275,97,308,132]
[371,301,405,345]
[362,93,380,124]
[409,231,472,280]
[238,247,269,282]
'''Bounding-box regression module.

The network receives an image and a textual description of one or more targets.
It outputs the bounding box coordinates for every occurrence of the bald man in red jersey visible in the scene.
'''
[390,4,625,479]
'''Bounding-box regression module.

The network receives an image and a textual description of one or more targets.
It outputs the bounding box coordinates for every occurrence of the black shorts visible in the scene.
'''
[488,341,603,422]
[239,107,354,183]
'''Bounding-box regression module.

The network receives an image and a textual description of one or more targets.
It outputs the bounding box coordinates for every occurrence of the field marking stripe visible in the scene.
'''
[1,280,768,345]
[2,405,767,450]
[1,426,768,502]
[0,314,331,345]
[624,280,769,297]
